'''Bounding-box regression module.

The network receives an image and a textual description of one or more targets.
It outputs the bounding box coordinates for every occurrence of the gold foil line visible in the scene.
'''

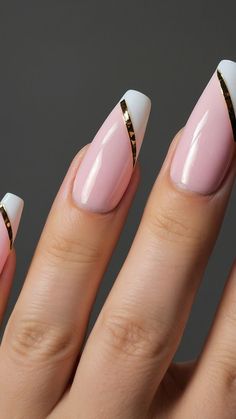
[217,69,236,141]
[0,204,13,249]
[120,99,137,166]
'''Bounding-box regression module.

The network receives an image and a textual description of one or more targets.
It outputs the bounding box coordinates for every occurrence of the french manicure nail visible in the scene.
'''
[0,193,24,273]
[73,90,151,212]
[170,59,236,194]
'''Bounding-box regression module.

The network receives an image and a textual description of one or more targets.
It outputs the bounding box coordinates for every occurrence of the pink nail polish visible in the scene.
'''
[0,193,24,273]
[73,90,151,212]
[170,60,236,194]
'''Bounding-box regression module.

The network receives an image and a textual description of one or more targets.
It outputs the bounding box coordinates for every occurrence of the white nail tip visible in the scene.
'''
[121,89,151,153]
[1,193,24,242]
[218,60,236,114]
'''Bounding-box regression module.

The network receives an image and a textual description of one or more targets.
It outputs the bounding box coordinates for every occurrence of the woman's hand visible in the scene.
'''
[1,61,236,419]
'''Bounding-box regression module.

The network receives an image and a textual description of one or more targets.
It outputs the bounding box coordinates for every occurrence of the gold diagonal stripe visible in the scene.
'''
[217,69,236,141]
[120,99,137,166]
[0,203,13,249]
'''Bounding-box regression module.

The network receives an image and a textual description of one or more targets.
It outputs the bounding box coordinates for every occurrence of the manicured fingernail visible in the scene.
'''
[170,60,236,194]
[0,193,24,272]
[73,90,151,212]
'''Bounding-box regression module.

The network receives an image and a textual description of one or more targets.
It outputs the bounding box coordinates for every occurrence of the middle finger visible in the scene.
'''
[70,60,236,418]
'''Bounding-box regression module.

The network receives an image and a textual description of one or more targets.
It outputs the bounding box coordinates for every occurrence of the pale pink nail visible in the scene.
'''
[0,193,24,273]
[73,90,151,212]
[170,60,236,194]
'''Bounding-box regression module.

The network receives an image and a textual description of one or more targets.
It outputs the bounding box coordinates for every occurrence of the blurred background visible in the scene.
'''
[0,0,235,360]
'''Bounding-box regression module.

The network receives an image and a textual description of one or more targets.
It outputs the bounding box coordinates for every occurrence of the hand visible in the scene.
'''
[0,61,236,419]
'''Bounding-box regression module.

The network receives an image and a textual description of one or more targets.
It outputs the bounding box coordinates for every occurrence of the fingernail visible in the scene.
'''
[0,193,24,272]
[170,59,236,194]
[73,90,151,212]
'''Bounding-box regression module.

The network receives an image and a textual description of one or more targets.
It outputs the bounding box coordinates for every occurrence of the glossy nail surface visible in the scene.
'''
[0,193,24,273]
[170,60,236,195]
[73,90,151,212]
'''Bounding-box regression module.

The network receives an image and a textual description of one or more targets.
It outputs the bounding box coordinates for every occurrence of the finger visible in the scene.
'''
[181,259,236,419]
[0,90,151,418]
[69,60,236,417]
[0,193,23,325]
[0,251,16,325]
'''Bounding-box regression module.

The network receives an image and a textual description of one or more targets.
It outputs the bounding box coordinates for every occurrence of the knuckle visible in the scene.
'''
[6,315,76,364]
[42,229,101,268]
[146,206,199,244]
[100,310,167,360]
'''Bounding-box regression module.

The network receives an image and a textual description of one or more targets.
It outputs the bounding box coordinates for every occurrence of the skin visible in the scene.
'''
[0,131,236,419]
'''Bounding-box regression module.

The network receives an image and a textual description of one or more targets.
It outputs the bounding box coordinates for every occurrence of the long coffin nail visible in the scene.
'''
[73,90,151,212]
[170,59,236,194]
[0,193,24,273]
